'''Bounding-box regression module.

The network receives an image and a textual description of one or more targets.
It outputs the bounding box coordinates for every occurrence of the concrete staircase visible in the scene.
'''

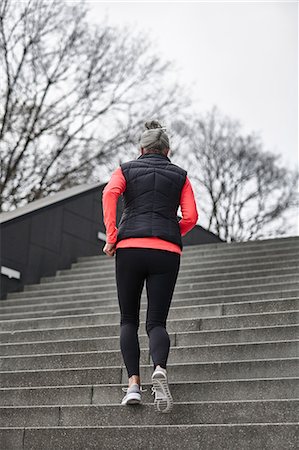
[0,236,298,449]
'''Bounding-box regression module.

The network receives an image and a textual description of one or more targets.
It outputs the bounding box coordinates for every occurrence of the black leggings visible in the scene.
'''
[115,247,181,378]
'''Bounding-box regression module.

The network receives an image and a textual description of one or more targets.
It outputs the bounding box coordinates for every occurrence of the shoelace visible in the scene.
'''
[121,386,148,392]
[151,386,157,396]
[121,386,158,395]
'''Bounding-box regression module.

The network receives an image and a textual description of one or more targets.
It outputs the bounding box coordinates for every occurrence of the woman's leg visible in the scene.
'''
[145,250,181,371]
[115,248,147,383]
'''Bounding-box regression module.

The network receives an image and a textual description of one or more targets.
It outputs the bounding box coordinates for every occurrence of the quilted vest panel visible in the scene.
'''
[116,152,187,249]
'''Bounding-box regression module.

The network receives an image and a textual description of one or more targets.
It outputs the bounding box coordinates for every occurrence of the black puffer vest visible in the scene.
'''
[116,152,187,249]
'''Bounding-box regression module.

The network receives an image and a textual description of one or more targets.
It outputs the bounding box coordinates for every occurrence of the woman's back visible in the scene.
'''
[102,161,198,255]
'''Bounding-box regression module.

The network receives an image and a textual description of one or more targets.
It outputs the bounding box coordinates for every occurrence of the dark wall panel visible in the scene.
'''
[63,209,93,241]
[2,220,31,265]
[66,194,94,218]
[30,207,63,253]
[182,225,223,246]
[60,233,99,267]
[93,198,103,225]
[26,245,61,283]
[1,186,105,299]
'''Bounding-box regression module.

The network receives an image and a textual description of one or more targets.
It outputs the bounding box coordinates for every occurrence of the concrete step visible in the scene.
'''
[2,287,299,309]
[71,247,299,269]
[1,294,297,317]
[2,423,297,450]
[1,340,298,371]
[10,270,299,298]
[1,400,298,427]
[78,236,299,261]
[1,358,297,388]
[1,297,298,321]
[1,325,298,354]
[67,257,299,283]
[58,257,299,278]
[20,273,299,298]
[40,264,299,285]
[0,323,298,348]
[55,258,299,278]
[0,308,297,333]
[1,378,297,406]
[0,302,222,321]
[0,307,217,332]
[89,248,299,269]
[23,268,299,292]
[5,279,299,301]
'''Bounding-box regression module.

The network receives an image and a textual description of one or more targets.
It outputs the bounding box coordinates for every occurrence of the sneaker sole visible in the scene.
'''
[151,371,173,413]
[121,392,141,405]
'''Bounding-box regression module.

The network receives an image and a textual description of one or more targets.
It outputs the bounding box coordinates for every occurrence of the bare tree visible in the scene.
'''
[0,0,191,212]
[173,106,298,242]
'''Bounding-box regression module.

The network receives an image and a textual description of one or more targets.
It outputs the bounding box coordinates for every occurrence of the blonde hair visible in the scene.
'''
[139,120,170,155]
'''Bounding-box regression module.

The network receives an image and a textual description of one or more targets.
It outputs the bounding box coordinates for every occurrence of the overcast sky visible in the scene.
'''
[86,1,298,171]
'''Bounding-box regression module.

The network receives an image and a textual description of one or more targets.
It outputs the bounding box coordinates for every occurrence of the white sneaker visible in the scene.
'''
[151,366,173,413]
[121,383,147,405]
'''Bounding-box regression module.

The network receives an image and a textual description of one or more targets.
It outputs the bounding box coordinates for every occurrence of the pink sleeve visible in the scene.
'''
[178,176,199,236]
[102,167,126,244]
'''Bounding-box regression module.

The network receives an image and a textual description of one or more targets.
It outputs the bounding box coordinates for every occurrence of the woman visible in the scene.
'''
[102,120,198,413]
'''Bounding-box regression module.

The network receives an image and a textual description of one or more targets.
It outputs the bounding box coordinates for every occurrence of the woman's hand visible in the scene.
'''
[103,242,116,257]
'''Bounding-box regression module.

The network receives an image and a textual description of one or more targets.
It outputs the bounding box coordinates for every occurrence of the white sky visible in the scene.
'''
[85,0,298,171]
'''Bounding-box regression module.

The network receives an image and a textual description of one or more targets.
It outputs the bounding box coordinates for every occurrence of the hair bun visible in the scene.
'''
[144,120,165,130]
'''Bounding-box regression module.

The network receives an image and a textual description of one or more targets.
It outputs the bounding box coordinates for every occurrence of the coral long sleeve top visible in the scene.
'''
[102,166,199,255]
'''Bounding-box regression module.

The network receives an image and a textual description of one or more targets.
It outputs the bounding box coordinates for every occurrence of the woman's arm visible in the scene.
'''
[102,167,126,244]
[178,176,199,236]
